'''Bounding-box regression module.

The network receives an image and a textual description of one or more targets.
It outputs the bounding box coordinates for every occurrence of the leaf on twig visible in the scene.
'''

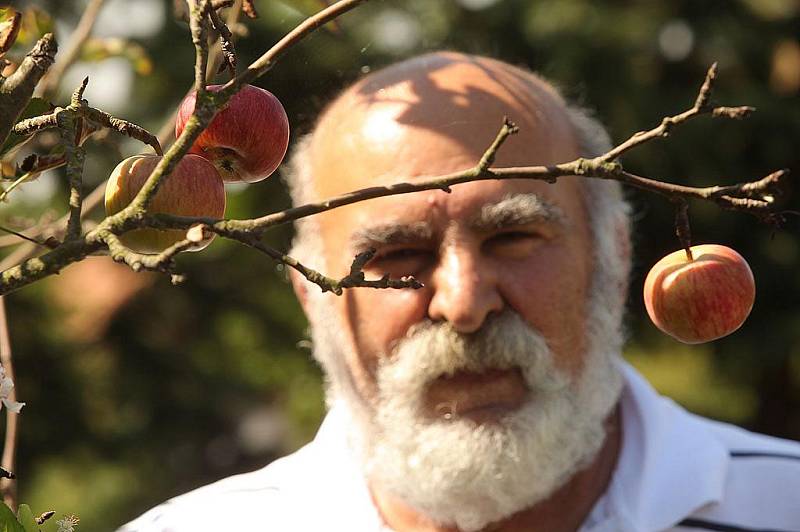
[0,502,24,532]
[15,505,39,532]
[0,8,21,58]
[0,97,52,158]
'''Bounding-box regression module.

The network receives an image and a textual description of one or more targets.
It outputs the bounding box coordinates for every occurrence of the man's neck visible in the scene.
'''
[369,407,622,532]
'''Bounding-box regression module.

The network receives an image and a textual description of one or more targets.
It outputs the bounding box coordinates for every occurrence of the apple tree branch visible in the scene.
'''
[0,1,790,301]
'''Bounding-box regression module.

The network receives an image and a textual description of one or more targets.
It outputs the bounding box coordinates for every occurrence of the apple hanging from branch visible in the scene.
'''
[643,244,756,344]
[104,154,226,254]
[175,84,290,184]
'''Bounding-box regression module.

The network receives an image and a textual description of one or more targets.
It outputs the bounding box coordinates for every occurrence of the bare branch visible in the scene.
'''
[0,178,105,254]
[0,237,104,294]
[0,297,19,509]
[189,0,212,92]
[598,63,756,164]
[84,107,163,154]
[222,0,369,92]
[37,0,106,99]
[241,238,422,295]
[477,117,518,172]
[59,110,85,240]
[101,230,190,276]
[0,33,57,145]
[674,200,693,260]
[207,5,236,75]
[0,223,57,249]
[11,109,60,137]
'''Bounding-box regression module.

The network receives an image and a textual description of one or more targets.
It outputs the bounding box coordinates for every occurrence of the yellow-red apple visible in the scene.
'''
[104,154,225,254]
[643,244,755,344]
[175,84,289,184]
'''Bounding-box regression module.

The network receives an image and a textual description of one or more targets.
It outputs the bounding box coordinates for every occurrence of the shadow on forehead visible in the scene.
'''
[343,51,569,149]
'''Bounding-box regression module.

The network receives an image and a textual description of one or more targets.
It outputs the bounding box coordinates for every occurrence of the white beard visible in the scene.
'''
[307,297,624,532]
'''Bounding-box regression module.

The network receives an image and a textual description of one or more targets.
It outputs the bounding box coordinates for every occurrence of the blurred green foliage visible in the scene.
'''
[0,0,798,529]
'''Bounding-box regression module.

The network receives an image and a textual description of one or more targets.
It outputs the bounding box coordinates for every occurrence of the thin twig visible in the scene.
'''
[36,0,107,99]
[84,107,163,155]
[221,0,369,92]
[598,63,754,163]
[101,230,192,274]
[155,0,242,148]
[0,223,56,248]
[0,183,104,252]
[241,238,421,294]
[60,80,90,240]
[207,5,236,75]
[0,297,19,510]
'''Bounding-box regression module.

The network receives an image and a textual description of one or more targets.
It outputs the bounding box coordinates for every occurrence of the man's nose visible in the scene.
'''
[427,246,504,333]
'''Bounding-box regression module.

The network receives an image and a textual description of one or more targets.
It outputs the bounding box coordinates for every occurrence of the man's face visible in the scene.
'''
[322,177,594,416]
[296,54,624,531]
[307,57,594,417]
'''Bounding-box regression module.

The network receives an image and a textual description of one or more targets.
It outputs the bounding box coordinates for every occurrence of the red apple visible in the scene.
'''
[643,244,755,344]
[104,154,225,254]
[175,84,289,184]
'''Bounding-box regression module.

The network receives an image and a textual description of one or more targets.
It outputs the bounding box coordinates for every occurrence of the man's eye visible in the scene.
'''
[484,231,543,258]
[365,248,432,277]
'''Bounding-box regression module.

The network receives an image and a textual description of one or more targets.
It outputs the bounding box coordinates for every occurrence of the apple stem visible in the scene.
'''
[674,199,694,261]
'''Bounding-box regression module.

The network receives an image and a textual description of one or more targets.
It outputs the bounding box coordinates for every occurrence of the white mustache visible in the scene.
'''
[377,311,571,404]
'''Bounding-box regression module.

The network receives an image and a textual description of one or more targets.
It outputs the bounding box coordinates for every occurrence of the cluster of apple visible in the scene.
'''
[104,84,290,253]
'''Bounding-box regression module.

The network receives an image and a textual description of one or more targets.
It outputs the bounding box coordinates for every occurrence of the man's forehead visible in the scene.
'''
[307,54,581,200]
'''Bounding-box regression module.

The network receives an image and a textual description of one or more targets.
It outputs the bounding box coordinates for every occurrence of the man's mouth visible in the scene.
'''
[423,368,529,423]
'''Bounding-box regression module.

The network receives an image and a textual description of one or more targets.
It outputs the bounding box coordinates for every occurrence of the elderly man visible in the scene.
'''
[122,52,800,531]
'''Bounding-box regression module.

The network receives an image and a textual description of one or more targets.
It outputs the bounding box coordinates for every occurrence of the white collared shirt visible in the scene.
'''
[120,362,800,531]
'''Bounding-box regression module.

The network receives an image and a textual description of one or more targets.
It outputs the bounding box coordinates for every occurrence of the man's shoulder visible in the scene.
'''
[118,408,380,532]
[618,363,800,531]
[118,444,317,531]
[673,410,800,530]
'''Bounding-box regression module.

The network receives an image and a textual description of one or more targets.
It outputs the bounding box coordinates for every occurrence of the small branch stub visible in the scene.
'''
[674,200,693,261]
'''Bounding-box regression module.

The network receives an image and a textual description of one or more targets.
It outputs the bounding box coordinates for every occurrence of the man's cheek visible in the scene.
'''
[352,288,430,354]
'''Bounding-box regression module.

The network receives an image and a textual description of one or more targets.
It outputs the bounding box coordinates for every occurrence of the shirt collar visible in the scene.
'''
[608,360,730,531]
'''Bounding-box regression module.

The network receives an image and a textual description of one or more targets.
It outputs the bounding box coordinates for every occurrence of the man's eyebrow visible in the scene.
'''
[350,221,434,250]
[470,193,565,232]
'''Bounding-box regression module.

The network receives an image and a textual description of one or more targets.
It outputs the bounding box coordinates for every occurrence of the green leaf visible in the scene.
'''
[15,505,38,532]
[0,97,51,158]
[0,502,24,532]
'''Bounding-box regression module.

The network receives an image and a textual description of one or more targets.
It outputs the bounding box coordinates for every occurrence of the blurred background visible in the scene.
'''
[1,0,799,529]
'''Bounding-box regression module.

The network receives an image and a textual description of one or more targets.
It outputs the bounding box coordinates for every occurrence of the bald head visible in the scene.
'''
[307,51,580,198]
